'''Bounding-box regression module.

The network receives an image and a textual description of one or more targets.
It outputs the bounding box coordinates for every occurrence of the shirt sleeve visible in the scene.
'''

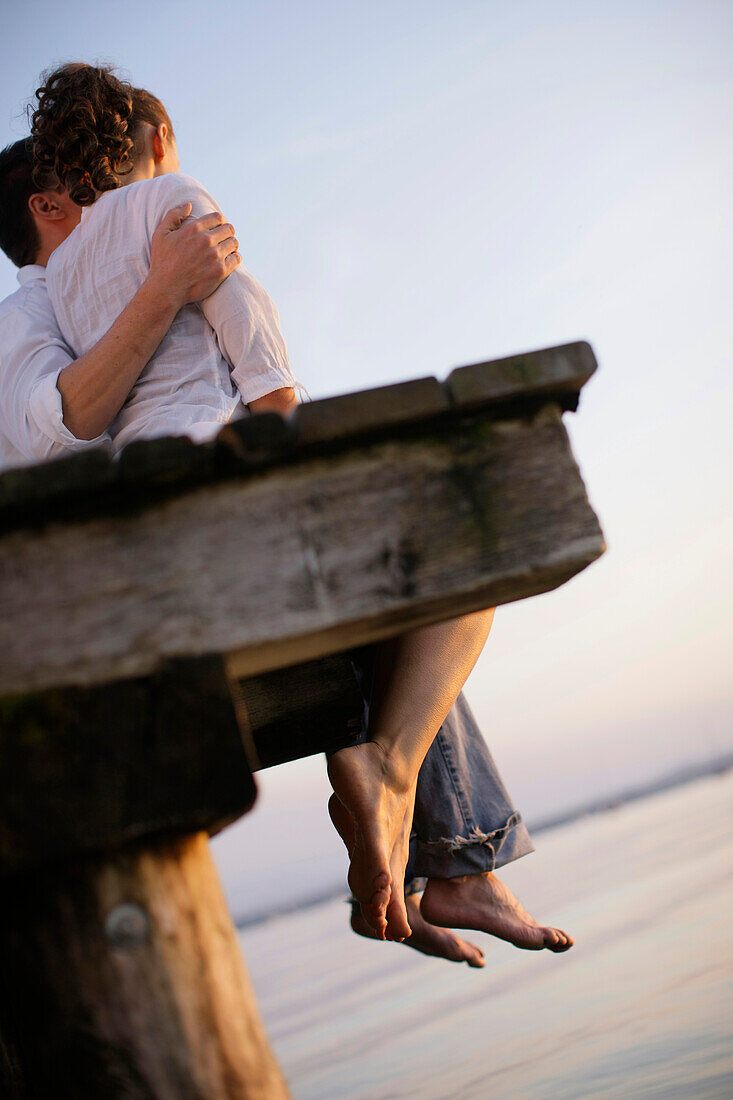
[150,174,301,404]
[0,289,111,465]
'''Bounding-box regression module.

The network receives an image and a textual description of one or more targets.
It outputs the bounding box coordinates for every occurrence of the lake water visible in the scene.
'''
[239,770,733,1099]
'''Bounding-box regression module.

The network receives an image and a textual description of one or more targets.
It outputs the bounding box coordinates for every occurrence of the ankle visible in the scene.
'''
[367,741,413,795]
[427,875,469,892]
[432,872,493,890]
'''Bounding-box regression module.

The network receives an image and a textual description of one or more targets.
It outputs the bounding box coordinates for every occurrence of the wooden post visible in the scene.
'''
[0,658,292,1098]
[0,834,288,1099]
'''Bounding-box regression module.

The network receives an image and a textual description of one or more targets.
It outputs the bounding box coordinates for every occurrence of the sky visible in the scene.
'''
[1,0,731,915]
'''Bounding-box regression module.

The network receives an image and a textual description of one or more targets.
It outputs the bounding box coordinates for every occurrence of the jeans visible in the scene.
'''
[350,646,534,892]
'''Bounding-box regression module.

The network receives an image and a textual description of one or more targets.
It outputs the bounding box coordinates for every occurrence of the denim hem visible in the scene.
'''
[419,810,521,855]
[410,813,535,880]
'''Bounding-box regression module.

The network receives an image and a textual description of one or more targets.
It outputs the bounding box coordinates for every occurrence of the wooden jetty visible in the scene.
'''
[0,341,604,1098]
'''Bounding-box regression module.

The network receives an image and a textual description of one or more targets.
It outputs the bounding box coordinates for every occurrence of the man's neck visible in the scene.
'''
[32,210,83,266]
[34,233,65,266]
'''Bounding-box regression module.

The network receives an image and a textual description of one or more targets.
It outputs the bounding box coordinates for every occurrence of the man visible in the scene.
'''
[0,136,571,962]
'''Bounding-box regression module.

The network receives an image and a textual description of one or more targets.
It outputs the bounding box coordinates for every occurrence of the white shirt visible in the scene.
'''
[0,266,110,471]
[46,172,299,453]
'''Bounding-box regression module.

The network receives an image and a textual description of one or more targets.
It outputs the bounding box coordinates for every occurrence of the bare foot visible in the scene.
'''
[327,750,413,943]
[420,873,574,953]
[351,895,485,967]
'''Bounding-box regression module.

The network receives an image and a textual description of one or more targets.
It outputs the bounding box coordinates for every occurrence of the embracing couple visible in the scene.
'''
[0,62,572,964]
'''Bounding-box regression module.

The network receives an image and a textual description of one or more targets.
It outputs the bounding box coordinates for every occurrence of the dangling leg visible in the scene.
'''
[327,609,494,939]
[338,685,571,959]
[413,694,572,952]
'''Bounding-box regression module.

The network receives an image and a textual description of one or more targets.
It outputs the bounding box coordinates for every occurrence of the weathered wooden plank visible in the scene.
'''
[0,342,597,535]
[293,376,449,446]
[447,341,597,412]
[0,405,604,696]
[0,657,256,875]
[0,833,288,1099]
[118,432,215,488]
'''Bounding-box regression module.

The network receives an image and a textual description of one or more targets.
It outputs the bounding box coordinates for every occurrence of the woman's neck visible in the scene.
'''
[118,163,156,187]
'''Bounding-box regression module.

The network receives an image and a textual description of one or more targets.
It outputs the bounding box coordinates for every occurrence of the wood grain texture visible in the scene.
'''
[0,833,289,1099]
[0,405,603,696]
[234,652,364,770]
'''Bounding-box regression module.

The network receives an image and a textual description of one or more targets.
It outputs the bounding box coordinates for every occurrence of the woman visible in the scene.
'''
[32,63,571,952]
[34,67,299,452]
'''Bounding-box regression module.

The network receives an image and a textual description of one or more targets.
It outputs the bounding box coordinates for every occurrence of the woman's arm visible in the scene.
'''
[57,203,241,440]
[151,176,302,410]
[248,388,298,417]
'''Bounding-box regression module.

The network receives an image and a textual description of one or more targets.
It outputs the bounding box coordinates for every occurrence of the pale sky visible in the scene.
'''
[2,0,731,915]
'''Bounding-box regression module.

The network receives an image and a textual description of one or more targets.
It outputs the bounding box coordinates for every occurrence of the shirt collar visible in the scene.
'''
[17,265,47,287]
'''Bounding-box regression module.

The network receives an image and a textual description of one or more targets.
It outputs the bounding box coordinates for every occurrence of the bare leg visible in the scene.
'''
[328,609,495,939]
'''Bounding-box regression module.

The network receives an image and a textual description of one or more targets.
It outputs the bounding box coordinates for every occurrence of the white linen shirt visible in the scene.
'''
[0,266,111,471]
[46,172,299,452]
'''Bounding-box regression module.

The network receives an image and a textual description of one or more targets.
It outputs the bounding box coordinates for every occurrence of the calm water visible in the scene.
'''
[240,772,733,1099]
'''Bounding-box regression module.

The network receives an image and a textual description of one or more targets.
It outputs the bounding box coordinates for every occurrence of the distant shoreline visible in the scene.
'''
[234,750,733,931]
[527,749,733,835]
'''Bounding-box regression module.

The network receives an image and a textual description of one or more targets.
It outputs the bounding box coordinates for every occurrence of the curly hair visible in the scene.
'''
[31,63,136,206]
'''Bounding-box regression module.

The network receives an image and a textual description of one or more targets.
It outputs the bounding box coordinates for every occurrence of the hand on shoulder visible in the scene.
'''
[147,204,241,308]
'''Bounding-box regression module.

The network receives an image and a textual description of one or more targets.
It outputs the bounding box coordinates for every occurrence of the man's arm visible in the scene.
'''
[0,204,241,466]
[57,203,241,440]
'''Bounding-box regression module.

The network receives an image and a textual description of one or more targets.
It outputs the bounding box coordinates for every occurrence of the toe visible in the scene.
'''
[453,939,485,967]
[348,865,389,908]
[543,927,562,949]
[386,891,412,942]
[554,929,574,952]
[545,926,573,952]
[466,946,486,968]
[443,935,485,967]
[357,875,391,938]
[361,903,387,939]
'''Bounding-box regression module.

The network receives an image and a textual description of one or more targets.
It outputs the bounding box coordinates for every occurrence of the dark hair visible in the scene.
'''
[130,86,175,144]
[0,138,40,267]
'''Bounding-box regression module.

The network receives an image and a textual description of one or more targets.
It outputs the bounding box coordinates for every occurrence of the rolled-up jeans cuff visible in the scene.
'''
[409,811,534,881]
